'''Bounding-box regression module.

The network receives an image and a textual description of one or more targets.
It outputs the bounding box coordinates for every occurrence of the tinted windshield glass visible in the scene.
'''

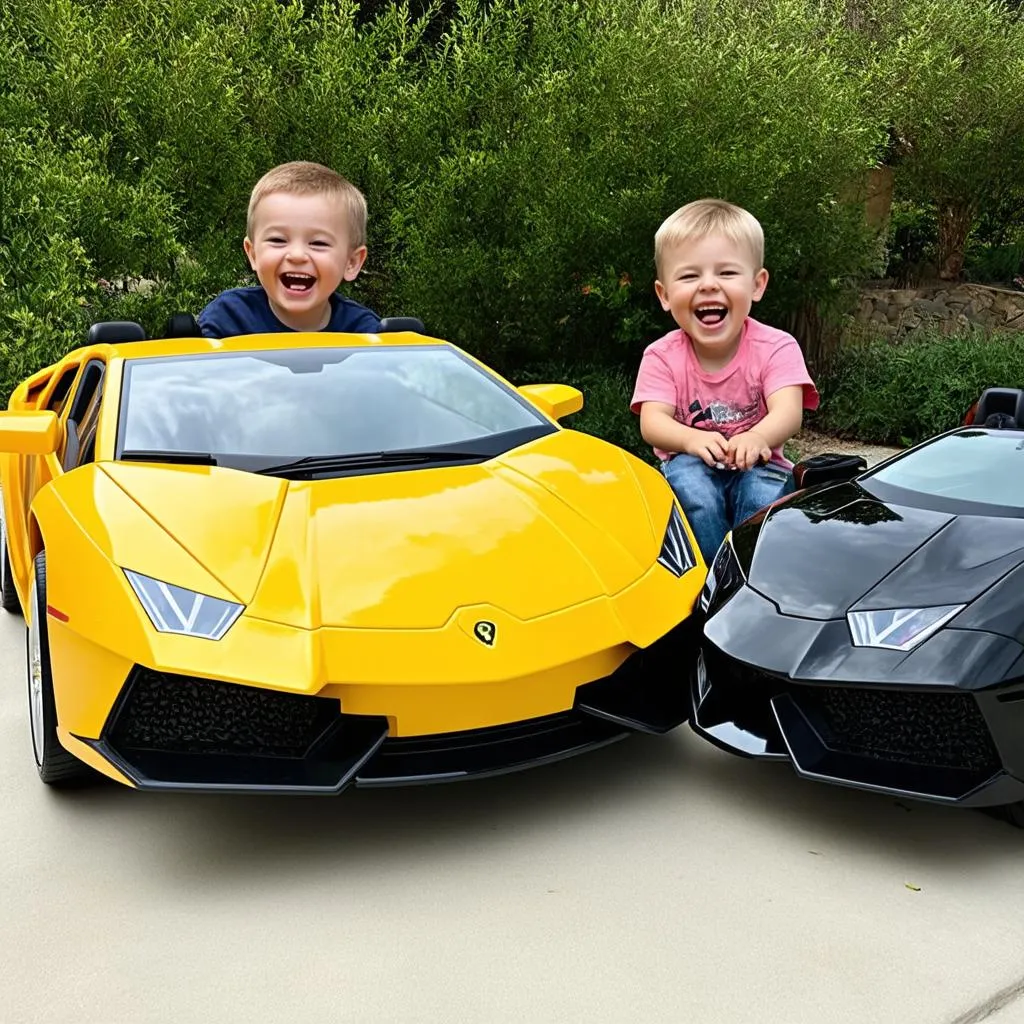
[119,346,549,459]
[864,430,1024,509]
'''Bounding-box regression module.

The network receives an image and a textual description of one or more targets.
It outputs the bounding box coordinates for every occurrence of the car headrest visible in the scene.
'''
[972,387,1024,428]
[87,321,146,345]
[163,313,203,338]
[379,317,425,334]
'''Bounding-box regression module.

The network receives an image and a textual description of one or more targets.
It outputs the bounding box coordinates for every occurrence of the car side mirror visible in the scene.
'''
[0,410,63,455]
[517,384,584,421]
[792,452,867,490]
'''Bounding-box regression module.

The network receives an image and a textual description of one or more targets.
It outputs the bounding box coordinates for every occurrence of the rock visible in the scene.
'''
[913,298,949,316]
[853,283,1024,339]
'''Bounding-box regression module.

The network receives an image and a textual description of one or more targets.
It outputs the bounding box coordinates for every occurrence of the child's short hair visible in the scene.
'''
[655,198,764,277]
[246,161,368,247]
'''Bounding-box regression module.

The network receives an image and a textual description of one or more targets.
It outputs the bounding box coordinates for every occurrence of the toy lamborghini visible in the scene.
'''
[0,317,704,794]
[693,387,1024,825]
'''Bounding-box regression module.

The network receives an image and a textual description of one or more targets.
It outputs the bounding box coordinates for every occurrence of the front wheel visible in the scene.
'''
[26,551,92,785]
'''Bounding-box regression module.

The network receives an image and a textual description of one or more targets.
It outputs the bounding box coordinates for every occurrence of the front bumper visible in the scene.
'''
[692,585,1024,807]
[71,618,697,794]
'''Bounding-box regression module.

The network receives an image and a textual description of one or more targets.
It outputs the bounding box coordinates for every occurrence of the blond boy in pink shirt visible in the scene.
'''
[631,199,819,561]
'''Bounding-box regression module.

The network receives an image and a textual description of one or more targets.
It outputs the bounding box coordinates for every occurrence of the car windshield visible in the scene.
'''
[118,345,551,465]
[862,429,1024,511]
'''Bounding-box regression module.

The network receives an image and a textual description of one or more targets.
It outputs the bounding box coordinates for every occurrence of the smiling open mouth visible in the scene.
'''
[281,273,316,293]
[694,305,727,325]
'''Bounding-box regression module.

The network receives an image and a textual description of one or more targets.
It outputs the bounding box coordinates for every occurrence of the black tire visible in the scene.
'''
[26,551,92,786]
[1,510,21,614]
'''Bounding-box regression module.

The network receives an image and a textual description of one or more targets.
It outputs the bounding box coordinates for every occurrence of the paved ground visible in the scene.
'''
[3,610,1024,1023]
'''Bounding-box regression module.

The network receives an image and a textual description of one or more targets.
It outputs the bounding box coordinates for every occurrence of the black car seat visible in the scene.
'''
[87,321,146,344]
[379,317,426,333]
[163,313,204,338]
[972,387,1024,428]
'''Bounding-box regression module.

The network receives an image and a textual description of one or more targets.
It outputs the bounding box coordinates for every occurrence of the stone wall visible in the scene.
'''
[853,283,1024,338]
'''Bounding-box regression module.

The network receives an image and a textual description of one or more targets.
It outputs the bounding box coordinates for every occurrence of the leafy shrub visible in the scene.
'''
[0,114,183,399]
[0,0,889,403]
[3,0,1022,415]
[385,0,888,367]
[813,329,1024,445]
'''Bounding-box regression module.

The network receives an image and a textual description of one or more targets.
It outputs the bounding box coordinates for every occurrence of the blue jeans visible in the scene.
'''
[662,454,794,562]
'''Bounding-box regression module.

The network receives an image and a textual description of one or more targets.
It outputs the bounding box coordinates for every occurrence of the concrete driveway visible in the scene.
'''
[2,609,1023,1024]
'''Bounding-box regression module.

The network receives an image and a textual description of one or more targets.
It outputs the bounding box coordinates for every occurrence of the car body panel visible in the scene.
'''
[749,486,1024,619]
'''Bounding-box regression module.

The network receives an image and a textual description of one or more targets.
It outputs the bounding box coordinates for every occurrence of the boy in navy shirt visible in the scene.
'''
[199,161,382,338]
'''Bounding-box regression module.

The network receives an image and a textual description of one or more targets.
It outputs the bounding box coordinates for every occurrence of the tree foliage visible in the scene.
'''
[876,0,1024,278]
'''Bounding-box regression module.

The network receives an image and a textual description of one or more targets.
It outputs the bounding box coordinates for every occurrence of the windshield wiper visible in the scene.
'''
[256,448,487,478]
[119,449,219,466]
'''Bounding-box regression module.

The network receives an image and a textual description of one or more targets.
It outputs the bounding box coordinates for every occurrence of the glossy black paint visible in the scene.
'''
[694,435,1024,810]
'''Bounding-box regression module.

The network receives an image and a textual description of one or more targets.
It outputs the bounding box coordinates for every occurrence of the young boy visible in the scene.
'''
[199,161,382,338]
[630,199,819,562]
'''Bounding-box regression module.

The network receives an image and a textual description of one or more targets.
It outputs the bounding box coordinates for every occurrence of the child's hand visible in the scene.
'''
[726,430,772,470]
[684,430,729,467]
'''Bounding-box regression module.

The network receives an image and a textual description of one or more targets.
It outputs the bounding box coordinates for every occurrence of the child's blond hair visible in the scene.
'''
[655,198,764,277]
[246,161,368,247]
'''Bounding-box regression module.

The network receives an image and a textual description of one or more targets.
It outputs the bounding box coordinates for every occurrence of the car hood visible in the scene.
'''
[744,482,1024,619]
[94,432,669,628]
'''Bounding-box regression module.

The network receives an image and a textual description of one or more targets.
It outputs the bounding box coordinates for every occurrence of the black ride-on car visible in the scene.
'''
[692,387,1024,827]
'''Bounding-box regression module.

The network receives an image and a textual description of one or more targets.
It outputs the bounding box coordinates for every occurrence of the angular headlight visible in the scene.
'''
[847,605,964,652]
[699,532,746,613]
[124,569,244,640]
[658,504,698,577]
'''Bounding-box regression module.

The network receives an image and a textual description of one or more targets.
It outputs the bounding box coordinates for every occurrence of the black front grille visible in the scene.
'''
[106,667,340,758]
[789,684,1000,773]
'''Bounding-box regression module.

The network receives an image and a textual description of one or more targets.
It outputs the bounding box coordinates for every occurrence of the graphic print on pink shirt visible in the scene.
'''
[630,317,820,468]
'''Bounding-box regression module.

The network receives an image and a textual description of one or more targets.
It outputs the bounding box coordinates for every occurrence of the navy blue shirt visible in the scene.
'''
[198,286,382,339]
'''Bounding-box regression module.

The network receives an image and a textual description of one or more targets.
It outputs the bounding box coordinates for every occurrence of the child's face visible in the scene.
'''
[244,191,367,331]
[655,234,768,354]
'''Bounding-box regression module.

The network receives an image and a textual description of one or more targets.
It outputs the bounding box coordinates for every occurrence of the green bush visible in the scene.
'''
[813,329,1024,445]
[0,115,183,399]
[385,0,887,367]
[3,0,1023,415]
[0,0,888,401]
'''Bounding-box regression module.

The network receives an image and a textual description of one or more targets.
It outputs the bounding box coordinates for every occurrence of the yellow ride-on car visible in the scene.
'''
[0,317,704,794]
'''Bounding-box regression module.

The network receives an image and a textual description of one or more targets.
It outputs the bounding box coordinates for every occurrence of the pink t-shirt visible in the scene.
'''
[630,317,820,468]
